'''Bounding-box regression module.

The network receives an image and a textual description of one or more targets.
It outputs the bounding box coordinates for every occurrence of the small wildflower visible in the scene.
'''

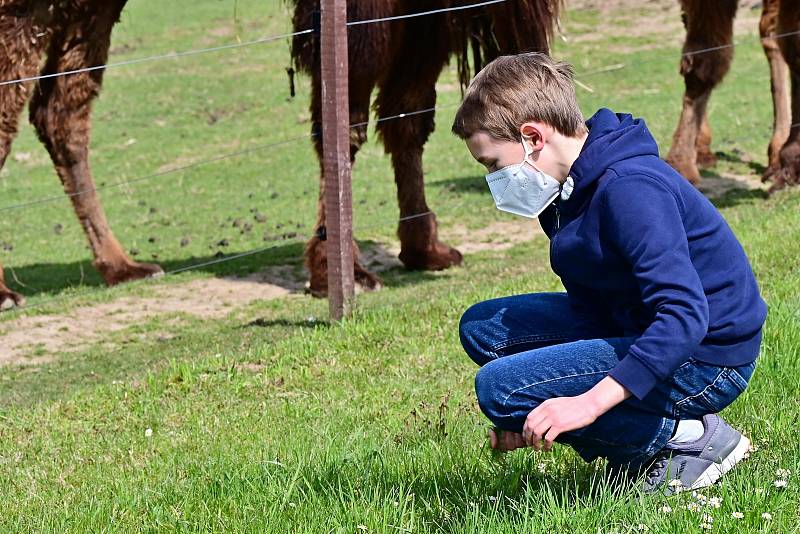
[488,495,498,502]
[693,491,708,504]
[637,524,649,532]
[701,513,714,524]
[776,468,791,478]
[357,526,368,532]
[668,479,684,489]
[708,497,722,508]
[731,512,744,519]
[774,479,788,488]
[288,502,296,508]
[144,428,153,438]
[749,444,759,453]
[393,501,399,507]
[660,505,673,514]
[699,522,712,530]
[686,502,702,512]
[761,512,772,521]
[538,462,547,473]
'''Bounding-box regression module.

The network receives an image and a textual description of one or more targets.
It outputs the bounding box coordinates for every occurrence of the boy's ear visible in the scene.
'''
[520,122,546,149]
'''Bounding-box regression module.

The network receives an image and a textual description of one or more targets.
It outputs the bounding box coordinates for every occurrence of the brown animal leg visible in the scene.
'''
[304,77,381,297]
[761,0,792,182]
[0,3,54,310]
[771,0,800,192]
[666,0,738,185]
[28,3,162,287]
[695,113,717,169]
[375,24,462,272]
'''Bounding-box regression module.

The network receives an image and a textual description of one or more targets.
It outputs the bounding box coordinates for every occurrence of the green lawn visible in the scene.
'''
[0,0,798,532]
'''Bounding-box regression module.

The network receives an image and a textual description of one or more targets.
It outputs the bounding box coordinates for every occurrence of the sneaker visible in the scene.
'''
[641,414,751,495]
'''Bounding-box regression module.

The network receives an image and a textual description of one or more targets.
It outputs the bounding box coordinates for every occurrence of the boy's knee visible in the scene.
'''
[459,302,495,366]
[474,362,504,422]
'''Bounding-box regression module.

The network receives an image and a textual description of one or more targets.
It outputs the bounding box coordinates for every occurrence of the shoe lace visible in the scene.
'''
[644,455,670,487]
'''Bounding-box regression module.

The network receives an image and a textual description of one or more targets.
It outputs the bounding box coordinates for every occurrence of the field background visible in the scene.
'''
[1,0,799,532]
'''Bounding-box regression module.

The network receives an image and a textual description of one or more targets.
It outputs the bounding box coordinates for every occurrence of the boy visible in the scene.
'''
[451,52,767,494]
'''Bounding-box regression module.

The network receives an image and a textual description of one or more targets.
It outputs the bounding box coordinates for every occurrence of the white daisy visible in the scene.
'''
[731,512,744,519]
[761,512,772,520]
[774,479,789,488]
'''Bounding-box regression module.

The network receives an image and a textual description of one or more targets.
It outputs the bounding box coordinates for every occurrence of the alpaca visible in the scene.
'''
[288,0,563,296]
[0,0,161,311]
[666,0,799,193]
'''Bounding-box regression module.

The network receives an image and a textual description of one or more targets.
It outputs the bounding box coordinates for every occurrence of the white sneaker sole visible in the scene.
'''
[689,434,750,490]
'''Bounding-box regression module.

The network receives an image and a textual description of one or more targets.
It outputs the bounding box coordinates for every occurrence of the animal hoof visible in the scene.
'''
[102,262,164,286]
[762,165,778,183]
[399,242,463,271]
[666,157,701,186]
[355,266,383,293]
[696,151,718,170]
[306,263,383,298]
[0,289,25,312]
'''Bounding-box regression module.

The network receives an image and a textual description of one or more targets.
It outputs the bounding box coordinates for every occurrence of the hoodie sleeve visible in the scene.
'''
[601,175,709,400]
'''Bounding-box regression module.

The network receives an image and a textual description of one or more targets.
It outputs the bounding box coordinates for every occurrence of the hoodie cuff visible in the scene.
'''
[608,352,661,401]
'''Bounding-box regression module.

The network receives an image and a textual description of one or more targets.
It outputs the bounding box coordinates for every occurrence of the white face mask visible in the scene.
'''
[485,137,561,219]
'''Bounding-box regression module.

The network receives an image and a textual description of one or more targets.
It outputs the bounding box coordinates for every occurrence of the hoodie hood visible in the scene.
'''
[565,108,660,211]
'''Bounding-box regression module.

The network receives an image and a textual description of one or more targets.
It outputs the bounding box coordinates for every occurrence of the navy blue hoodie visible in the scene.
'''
[538,108,767,400]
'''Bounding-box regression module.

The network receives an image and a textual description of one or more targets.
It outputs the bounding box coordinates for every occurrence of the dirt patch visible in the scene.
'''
[698,170,770,198]
[0,265,306,366]
[444,220,544,255]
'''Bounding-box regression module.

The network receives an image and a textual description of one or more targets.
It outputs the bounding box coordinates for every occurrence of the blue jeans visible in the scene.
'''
[459,292,757,468]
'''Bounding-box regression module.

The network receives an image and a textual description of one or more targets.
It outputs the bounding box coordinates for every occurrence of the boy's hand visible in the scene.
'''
[522,376,632,451]
[522,395,599,451]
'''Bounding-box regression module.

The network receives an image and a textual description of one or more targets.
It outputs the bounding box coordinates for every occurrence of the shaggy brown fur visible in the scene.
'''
[289,0,562,296]
[0,0,161,311]
[667,0,798,191]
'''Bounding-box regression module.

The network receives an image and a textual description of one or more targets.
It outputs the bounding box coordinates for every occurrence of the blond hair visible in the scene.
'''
[452,52,586,141]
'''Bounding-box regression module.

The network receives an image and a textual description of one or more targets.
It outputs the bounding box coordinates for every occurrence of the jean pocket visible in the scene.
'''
[674,367,748,418]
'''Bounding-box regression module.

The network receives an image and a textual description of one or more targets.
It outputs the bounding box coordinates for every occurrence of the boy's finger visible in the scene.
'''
[544,428,559,451]
[488,428,498,449]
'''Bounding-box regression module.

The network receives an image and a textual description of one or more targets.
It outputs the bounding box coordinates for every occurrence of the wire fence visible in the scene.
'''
[0,0,794,318]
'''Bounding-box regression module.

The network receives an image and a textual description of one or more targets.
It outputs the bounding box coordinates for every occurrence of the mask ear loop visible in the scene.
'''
[521,135,559,190]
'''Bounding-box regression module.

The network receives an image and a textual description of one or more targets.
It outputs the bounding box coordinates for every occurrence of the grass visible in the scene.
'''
[0,0,799,532]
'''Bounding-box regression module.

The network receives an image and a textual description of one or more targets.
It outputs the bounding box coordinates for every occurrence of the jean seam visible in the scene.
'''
[490,333,570,353]
[728,365,753,392]
[673,368,730,417]
[501,368,611,408]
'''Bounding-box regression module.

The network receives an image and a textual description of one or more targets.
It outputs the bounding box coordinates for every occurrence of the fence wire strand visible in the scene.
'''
[0,28,314,87]
[0,0,508,88]
[0,103,459,213]
[346,0,507,26]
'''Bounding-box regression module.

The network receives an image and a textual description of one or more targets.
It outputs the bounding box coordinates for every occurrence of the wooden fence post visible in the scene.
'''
[320,0,355,321]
